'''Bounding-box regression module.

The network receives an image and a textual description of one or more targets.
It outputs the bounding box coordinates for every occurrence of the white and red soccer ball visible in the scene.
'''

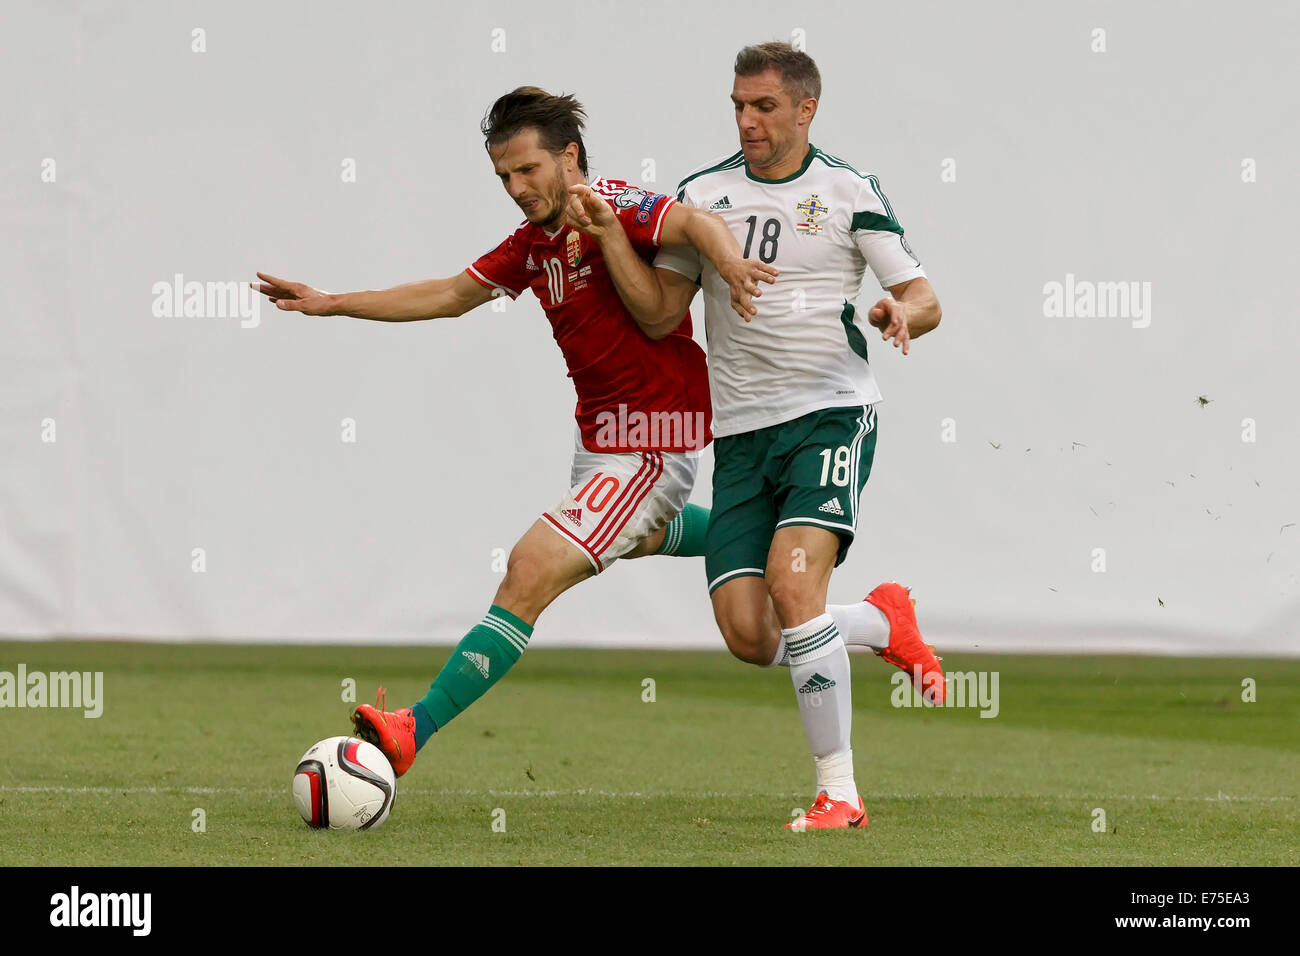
[293,736,396,831]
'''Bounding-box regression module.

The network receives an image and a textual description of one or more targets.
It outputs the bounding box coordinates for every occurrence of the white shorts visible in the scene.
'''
[541,429,699,572]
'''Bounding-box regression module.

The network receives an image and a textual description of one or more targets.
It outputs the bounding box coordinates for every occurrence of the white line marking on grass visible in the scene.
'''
[1,786,1294,802]
[423,790,1300,802]
[0,786,274,795]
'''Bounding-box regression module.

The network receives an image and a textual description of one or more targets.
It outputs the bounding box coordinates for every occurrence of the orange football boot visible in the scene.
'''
[351,687,418,777]
[785,793,868,830]
[866,582,945,705]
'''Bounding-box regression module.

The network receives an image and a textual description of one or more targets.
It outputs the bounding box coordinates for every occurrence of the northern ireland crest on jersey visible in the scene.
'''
[566,229,583,267]
[795,194,829,236]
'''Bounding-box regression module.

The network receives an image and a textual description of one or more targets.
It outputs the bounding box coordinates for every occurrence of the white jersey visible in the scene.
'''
[655,145,926,437]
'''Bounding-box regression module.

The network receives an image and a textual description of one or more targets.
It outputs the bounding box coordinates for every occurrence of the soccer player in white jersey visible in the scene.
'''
[566,43,946,829]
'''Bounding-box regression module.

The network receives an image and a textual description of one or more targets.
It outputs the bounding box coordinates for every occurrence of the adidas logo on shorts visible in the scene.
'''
[818,498,845,516]
[797,673,837,694]
[562,507,583,527]
[709,196,732,210]
[462,651,491,679]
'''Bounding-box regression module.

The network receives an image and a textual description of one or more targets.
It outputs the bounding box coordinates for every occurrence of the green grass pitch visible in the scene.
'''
[2,641,1297,866]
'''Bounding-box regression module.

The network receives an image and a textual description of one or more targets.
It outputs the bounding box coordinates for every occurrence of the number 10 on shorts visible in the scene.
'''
[575,471,621,512]
[818,447,851,487]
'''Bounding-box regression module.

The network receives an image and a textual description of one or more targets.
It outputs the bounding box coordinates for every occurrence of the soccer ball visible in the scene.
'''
[293,736,396,831]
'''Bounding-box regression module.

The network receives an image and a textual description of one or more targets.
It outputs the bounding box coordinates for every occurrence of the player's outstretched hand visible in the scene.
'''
[564,184,618,239]
[717,257,779,321]
[868,296,911,355]
[254,272,337,315]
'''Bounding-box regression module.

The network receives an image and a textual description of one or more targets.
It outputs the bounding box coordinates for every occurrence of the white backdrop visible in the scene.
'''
[3,0,1298,655]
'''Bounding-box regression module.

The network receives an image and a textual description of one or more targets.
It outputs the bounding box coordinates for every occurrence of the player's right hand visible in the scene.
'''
[717,256,779,321]
[868,296,911,355]
[564,184,618,239]
[254,272,337,315]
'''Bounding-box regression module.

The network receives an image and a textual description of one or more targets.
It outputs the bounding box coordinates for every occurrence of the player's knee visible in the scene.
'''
[497,550,553,608]
[766,571,814,625]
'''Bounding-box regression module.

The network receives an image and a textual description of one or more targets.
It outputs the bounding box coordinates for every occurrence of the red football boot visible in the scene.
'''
[785,793,868,830]
[351,687,418,777]
[866,582,945,705]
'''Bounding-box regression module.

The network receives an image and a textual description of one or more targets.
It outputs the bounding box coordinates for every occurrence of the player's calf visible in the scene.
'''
[710,576,783,665]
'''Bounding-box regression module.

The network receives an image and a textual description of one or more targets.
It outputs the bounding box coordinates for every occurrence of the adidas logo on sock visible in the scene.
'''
[709,196,732,210]
[797,672,837,694]
[462,651,490,679]
[562,507,583,527]
[818,498,845,516]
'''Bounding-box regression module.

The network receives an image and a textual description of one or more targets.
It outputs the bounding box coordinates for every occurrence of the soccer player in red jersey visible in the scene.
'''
[256,87,775,775]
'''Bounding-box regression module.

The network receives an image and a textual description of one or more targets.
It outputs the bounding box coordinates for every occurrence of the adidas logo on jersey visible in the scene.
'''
[462,651,491,679]
[797,673,837,694]
[562,507,583,527]
[525,254,538,271]
[818,498,845,516]
[709,196,732,210]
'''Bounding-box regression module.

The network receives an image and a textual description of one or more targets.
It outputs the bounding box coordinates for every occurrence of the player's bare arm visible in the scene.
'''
[660,203,778,319]
[561,187,677,337]
[565,184,775,330]
[867,276,942,356]
[254,270,495,322]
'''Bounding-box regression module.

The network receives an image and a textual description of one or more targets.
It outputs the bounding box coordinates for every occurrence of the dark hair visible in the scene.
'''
[734,42,822,103]
[481,86,589,176]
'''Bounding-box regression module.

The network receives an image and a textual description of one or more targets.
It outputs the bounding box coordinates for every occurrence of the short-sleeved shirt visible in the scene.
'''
[654,146,926,437]
[468,178,711,453]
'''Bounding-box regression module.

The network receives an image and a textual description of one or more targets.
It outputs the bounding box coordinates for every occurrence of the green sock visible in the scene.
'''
[415,605,533,742]
[656,503,710,557]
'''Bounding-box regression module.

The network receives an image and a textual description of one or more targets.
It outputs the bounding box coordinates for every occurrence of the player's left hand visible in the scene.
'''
[564,184,618,239]
[868,297,911,355]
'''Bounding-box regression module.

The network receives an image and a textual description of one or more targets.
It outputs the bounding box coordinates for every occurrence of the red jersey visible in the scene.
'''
[467,178,711,453]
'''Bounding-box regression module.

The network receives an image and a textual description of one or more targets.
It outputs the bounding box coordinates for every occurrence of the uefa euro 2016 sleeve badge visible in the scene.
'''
[795,194,829,235]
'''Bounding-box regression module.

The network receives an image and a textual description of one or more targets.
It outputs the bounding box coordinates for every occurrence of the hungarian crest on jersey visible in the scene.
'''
[566,229,583,267]
[795,194,829,235]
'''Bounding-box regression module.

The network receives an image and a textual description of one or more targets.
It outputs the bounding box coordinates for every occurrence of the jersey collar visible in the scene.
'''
[744,143,817,184]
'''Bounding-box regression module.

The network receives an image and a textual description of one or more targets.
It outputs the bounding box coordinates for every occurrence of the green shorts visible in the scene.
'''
[705,404,878,594]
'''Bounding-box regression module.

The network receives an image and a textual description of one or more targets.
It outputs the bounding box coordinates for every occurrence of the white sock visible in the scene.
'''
[766,636,789,667]
[771,603,889,664]
[784,613,857,803]
[814,749,856,804]
[827,601,890,651]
